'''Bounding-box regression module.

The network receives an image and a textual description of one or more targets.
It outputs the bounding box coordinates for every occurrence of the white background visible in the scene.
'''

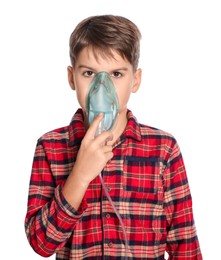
[0,0,220,259]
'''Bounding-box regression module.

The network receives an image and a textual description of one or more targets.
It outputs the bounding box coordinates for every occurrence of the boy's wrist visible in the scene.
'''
[69,167,92,187]
[62,170,89,210]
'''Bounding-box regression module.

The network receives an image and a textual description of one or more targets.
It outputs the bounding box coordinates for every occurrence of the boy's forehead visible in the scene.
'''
[77,47,129,67]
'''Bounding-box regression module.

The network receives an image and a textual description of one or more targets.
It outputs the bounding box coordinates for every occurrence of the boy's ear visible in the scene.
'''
[67,66,75,90]
[132,68,142,93]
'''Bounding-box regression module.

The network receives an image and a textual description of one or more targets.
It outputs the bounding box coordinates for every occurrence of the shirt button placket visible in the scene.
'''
[101,179,114,255]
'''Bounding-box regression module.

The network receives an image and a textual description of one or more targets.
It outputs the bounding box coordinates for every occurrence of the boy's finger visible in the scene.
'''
[95,130,113,146]
[85,113,104,139]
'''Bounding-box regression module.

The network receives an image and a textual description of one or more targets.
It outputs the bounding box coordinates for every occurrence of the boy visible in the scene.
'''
[25,15,202,259]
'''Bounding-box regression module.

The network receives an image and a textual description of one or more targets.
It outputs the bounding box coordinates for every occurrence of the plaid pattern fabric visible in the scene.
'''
[25,109,202,259]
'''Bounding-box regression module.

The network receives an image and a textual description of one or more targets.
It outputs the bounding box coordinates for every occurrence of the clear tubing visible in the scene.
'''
[99,173,129,259]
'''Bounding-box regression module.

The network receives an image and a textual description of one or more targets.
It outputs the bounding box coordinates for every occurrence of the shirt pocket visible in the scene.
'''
[123,156,163,197]
[122,157,166,244]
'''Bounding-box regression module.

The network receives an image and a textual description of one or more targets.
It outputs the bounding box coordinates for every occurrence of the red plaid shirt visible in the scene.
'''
[25,109,202,259]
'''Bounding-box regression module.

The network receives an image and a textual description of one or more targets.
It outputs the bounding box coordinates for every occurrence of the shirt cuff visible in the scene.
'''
[55,183,88,218]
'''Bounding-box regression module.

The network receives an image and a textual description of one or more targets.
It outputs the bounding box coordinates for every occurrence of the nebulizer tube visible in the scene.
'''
[86,72,129,259]
[99,173,129,259]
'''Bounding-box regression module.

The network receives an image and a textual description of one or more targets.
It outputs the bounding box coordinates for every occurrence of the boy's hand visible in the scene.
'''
[71,113,114,185]
[62,113,113,209]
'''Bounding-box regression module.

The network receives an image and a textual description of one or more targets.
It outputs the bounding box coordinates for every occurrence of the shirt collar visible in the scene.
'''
[69,109,87,147]
[68,109,142,147]
[122,110,142,142]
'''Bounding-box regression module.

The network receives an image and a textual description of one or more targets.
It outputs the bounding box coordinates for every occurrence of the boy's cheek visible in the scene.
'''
[75,92,87,110]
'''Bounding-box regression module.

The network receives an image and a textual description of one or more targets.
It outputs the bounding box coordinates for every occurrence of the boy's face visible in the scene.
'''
[68,47,141,117]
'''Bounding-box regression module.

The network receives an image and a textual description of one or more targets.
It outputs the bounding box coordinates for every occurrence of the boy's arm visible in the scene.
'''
[163,141,202,259]
[25,114,113,257]
[24,140,87,257]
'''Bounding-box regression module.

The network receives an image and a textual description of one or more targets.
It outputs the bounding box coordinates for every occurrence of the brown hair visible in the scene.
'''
[69,15,141,71]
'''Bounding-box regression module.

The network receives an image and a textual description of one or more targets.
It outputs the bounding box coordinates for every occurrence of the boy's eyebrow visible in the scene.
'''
[78,65,129,72]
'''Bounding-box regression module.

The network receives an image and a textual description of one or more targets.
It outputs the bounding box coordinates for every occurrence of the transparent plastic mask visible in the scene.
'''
[86,72,119,135]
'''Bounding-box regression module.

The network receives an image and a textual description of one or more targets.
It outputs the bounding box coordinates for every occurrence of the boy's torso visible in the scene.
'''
[40,109,174,259]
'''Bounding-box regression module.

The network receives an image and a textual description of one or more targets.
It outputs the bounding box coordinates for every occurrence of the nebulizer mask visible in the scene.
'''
[86,71,119,135]
[86,72,129,258]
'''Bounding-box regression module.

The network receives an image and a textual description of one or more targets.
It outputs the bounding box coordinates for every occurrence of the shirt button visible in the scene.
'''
[106,213,111,219]
[107,186,112,192]
[108,242,113,247]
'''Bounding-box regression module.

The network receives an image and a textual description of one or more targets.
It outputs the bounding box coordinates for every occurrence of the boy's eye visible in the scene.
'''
[83,71,95,77]
[111,71,122,78]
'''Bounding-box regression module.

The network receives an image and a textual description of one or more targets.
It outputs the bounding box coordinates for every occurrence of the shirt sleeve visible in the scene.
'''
[24,140,87,257]
[163,140,202,259]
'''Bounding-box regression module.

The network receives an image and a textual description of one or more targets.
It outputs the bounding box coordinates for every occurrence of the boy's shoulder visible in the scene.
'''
[127,111,177,147]
[38,125,70,143]
[140,122,174,138]
[36,109,86,146]
[138,121,177,146]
